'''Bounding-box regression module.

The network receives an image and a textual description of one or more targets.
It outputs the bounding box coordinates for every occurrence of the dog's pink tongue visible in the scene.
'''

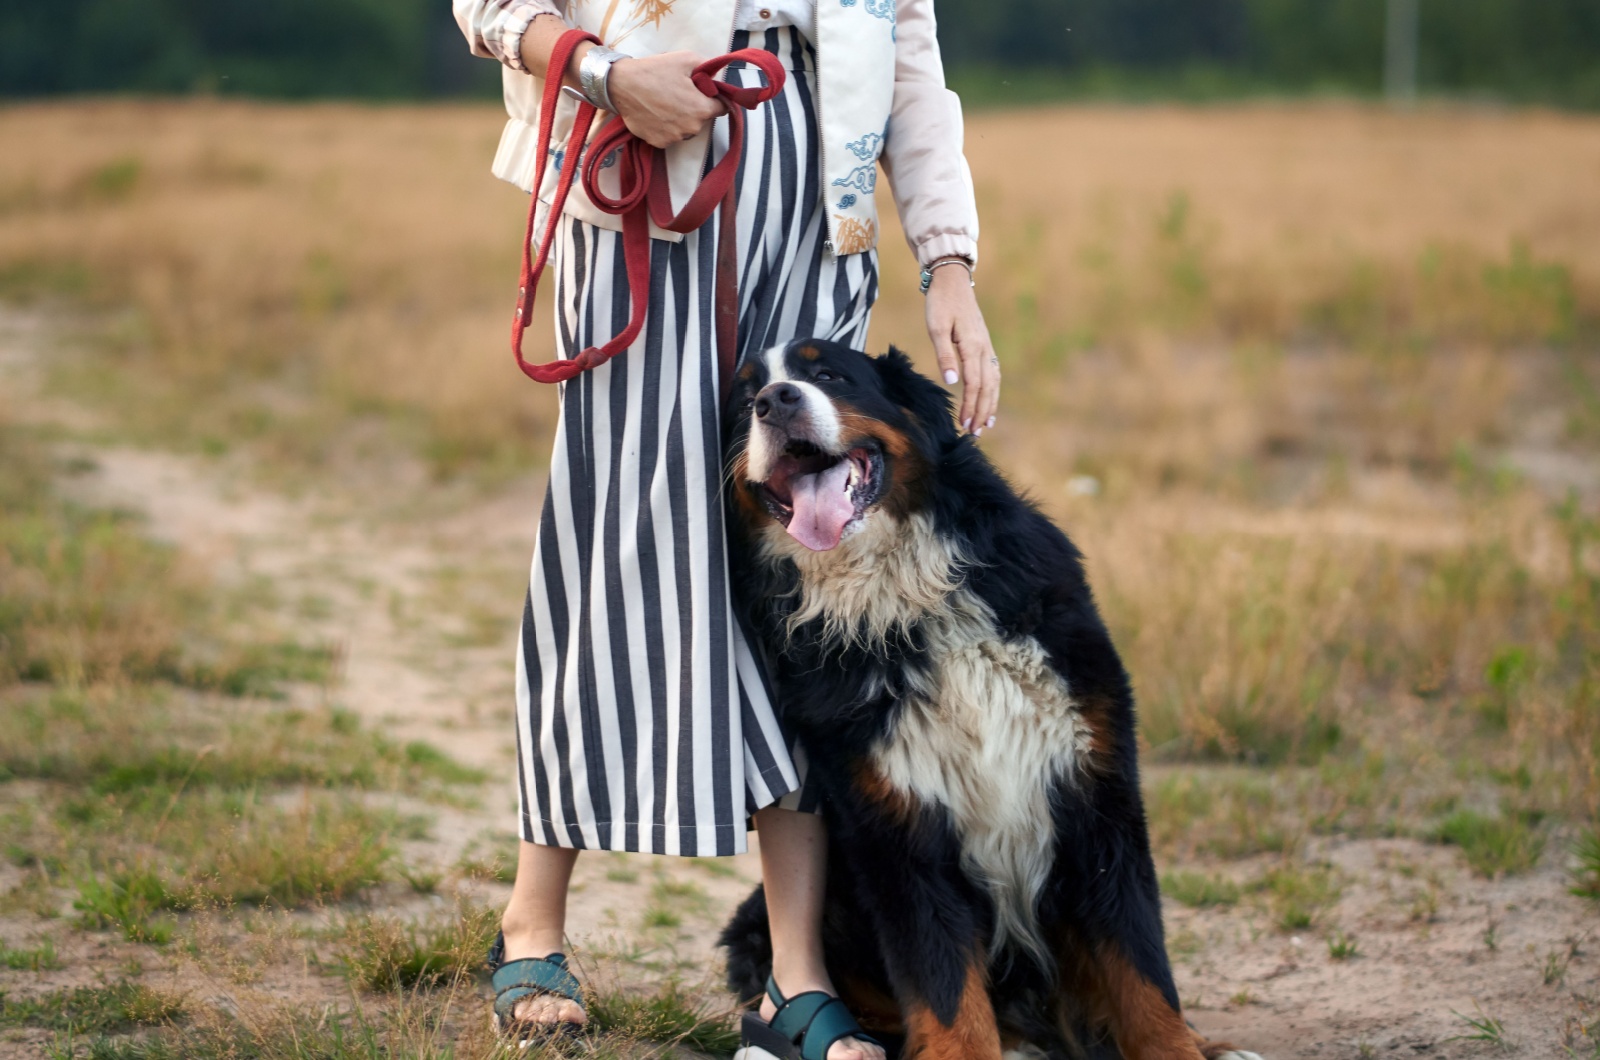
[786,460,854,551]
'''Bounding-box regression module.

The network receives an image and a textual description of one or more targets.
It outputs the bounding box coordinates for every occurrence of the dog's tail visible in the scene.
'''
[717,884,773,1003]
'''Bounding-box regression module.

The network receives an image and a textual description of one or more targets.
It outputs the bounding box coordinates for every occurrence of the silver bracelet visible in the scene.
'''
[565,45,629,113]
[919,257,975,295]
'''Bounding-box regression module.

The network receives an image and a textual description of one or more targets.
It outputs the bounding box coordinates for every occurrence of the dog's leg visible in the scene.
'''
[1066,941,1202,1060]
[835,766,1004,1060]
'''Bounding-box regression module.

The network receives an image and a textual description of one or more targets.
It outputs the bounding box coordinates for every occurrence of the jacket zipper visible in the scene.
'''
[812,2,833,255]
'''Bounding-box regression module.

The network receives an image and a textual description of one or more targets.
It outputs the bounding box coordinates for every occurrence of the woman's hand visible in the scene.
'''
[925,264,1000,437]
[606,52,726,149]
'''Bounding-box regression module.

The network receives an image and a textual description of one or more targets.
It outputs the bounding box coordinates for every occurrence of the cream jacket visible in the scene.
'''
[454,0,979,265]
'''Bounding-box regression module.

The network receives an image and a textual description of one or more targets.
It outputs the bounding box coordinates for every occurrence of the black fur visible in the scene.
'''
[718,342,1205,1060]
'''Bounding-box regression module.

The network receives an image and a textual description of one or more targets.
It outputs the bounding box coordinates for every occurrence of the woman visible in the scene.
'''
[454,0,998,1056]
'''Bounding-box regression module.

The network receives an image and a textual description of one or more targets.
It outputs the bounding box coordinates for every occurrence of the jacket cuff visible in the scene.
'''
[914,233,979,271]
[485,1,561,72]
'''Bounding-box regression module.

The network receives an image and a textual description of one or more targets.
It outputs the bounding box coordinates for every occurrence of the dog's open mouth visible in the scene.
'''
[756,439,883,552]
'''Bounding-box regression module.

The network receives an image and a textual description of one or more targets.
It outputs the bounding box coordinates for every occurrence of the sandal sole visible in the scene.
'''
[739,1012,805,1060]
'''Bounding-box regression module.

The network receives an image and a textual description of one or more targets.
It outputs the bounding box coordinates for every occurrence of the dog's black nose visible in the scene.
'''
[754,382,803,420]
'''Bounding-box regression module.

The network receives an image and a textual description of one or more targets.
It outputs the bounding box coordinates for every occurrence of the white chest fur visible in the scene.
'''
[872,602,1092,963]
[759,512,1093,959]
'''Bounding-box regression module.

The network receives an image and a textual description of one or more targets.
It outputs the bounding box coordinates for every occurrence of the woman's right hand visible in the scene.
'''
[605,52,726,149]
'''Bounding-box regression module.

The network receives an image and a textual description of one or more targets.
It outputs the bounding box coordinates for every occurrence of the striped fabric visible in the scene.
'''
[515,27,880,857]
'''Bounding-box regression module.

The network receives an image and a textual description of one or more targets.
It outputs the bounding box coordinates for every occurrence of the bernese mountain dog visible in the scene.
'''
[717,340,1261,1060]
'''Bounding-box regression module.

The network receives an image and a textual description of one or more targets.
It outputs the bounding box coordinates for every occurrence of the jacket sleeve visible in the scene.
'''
[879,0,980,268]
[454,0,566,72]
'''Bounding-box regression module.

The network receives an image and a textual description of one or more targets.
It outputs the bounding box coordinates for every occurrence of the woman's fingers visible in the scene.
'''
[929,318,962,415]
[608,52,724,148]
[957,330,985,435]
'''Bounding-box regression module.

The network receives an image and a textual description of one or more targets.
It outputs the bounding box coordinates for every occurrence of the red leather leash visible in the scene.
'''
[511,30,787,406]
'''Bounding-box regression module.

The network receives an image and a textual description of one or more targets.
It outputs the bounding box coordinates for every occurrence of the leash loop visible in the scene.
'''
[511,31,786,404]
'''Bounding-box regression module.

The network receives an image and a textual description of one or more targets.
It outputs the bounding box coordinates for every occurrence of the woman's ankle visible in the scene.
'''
[499,914,566,960]
[766,958,836,1003]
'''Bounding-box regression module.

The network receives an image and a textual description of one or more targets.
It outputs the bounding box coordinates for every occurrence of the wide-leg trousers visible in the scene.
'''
[515,27,880,856]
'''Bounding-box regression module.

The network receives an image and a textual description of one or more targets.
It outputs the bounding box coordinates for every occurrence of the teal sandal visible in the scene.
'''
[736,976,882,1060]
[487,932,586,1044]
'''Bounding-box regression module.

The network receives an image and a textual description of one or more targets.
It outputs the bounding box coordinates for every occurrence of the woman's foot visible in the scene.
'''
[497,924,587,1030]
[496,842,585,1033]
[757,977,885,1060]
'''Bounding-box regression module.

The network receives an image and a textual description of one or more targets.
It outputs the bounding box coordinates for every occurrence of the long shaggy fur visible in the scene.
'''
[717,341,1256,1060]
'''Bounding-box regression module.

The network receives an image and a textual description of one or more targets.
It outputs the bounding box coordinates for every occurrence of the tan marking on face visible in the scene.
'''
[797,344,821,360]
[833,408,926,520]
[729,450,769,529]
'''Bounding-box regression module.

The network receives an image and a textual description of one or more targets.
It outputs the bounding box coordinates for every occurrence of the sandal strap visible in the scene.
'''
[492,953,584,1021]
[765,976,879,1060]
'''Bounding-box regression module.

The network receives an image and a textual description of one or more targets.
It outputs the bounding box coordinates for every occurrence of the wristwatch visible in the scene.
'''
[919,256,975,294]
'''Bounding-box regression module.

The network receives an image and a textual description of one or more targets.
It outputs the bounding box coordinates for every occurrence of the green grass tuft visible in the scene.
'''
[1259,864,1341,932]
[0,937,60,970]
[587,978,741,1054]
[0,981,183,1033]
[1327,929,1359,961]
[335,906,499,992]
[1448,1004,1511,1049]
[1436,809,1546,876]
[1160,871,1242,909]
[1571,822,1600,900]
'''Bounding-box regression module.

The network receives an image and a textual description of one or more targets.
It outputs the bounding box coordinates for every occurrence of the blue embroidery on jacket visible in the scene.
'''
[844,132,885,162]
[840,0,894,20]
[836,193,857,209]
[832,164,877,195]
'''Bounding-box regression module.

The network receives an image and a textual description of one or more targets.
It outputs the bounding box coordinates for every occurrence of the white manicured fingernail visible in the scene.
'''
[986,416,995,428]
[961,418,972,432]
[974,427,984,438]
[943,370,958,385]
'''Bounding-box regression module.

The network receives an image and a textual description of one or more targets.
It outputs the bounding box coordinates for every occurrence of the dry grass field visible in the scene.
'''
[1,98,1599,1058]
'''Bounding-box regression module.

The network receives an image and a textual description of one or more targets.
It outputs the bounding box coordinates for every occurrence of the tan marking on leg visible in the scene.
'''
[1079,947,1201,1060]
[836,971,904,1038]
[903,961,1002,1060]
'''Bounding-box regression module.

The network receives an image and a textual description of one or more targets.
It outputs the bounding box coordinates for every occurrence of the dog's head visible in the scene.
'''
[726,340,957,552]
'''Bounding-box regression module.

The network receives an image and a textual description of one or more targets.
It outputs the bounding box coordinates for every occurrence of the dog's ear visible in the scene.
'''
[875,346,958,437]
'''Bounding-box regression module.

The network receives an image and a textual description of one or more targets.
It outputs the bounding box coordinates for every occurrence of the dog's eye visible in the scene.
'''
[814,370,836,382]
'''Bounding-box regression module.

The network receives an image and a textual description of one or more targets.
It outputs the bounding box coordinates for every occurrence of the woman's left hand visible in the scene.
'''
[924,263,1000,437]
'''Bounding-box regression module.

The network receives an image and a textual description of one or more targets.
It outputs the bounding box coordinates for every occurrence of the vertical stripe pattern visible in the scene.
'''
[515,27,878,856]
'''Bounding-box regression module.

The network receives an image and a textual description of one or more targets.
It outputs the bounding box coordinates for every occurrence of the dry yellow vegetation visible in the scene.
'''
[3,99,1598,802]
[2,97,1600,1057]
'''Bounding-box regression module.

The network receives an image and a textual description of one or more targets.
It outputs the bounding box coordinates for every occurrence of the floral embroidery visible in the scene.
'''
[836,193,857,210]
[844,132,884,162]
[833,215,877,255]
[832,163,877,194]
[584,0,677,48]
[839,0,894,21]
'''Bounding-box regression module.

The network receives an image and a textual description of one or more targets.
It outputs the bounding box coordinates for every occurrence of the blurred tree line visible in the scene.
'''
[1,0,1597,107]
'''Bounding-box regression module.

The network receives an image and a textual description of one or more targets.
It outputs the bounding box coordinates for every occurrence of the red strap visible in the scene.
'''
[511,32,787,404]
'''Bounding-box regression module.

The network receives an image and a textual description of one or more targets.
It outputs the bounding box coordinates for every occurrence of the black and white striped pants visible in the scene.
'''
[515,27,880,856]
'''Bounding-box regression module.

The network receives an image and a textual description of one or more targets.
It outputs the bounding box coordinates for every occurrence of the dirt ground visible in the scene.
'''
[2,301,1596,1059]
